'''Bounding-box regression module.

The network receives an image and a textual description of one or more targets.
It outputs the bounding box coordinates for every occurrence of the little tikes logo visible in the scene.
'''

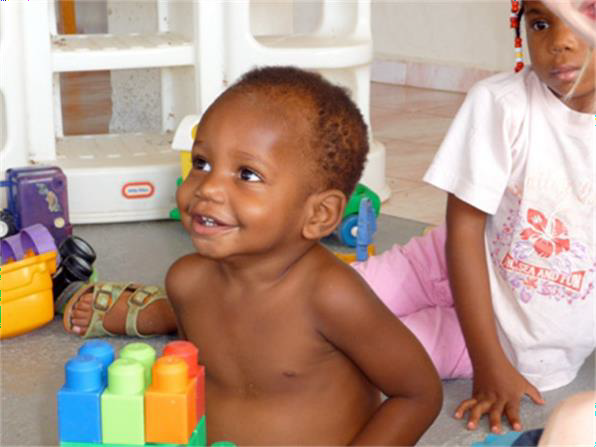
[122,182,155,199]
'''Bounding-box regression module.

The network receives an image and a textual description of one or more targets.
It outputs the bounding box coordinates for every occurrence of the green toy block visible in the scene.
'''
[190,417,206,447]
[119,343,156,389]
[101,359,145,445]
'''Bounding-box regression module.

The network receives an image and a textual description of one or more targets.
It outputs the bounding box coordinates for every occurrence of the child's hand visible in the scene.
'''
[454,359,544,434]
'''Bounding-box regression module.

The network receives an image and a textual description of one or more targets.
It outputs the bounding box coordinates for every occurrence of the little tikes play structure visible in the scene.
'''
[0,1,388,224]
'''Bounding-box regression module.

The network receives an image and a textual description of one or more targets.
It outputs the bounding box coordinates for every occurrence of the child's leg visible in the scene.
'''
[353,224,471,379]
[352,224,452,316]
[400,306,472,379]
[538,391,594,446]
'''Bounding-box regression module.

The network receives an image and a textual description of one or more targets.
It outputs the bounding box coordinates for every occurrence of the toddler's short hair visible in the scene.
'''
[226,66,369,197]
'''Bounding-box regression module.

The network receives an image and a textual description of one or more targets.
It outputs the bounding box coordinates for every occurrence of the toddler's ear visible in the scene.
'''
[302,189,346,240]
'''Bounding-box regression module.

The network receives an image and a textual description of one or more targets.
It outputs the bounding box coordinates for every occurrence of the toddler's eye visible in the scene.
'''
[531,20,549,31]
[239,168,261,182]
[192,157,211,172]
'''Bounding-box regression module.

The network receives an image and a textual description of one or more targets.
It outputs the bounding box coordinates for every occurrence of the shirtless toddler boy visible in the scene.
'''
[66,67,442,445]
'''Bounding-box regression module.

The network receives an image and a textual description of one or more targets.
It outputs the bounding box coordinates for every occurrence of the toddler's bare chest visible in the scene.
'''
[183,295,334,395]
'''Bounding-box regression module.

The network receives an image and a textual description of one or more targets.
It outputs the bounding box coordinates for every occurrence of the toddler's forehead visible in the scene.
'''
[207,90,314,151]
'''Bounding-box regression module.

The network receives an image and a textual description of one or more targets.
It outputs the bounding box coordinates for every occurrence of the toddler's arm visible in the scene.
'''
[313,267,443,445]
[446,194,544,433]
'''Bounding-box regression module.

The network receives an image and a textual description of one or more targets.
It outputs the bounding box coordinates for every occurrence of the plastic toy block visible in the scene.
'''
[211,442,237,446]
[163,341,205,418]
[79,340,115,384]
[163,341,199,377]
[191,416,206,447]
[145,356,197,444]
[60,443,191,447]
[471,431,522,447]
[119,342,156,389]
[101,358,145,445]
[58,425,206,446]
[195,366,205,419]
[57,355,105,443]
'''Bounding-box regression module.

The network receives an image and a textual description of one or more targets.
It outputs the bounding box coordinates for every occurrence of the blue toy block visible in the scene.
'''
[471,431,522,447]
[79,340,115,384]
[57,355,105,443]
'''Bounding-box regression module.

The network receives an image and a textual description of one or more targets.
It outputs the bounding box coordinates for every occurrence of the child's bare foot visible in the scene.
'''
[60,282,178,338]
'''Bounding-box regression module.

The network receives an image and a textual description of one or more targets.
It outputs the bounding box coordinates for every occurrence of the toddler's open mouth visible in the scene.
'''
[191,214,232,235]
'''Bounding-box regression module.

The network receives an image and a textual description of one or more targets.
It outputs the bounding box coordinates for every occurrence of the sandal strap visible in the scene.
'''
[83,283,133,339]
[125,285,166,338]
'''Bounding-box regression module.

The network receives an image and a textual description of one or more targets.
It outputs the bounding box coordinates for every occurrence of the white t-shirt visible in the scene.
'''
[424,68,595,391]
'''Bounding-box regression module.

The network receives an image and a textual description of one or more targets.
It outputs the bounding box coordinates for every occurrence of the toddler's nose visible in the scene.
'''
[194,171,225,203]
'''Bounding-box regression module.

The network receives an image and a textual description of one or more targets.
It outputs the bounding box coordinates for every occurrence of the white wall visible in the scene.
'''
[372,1,513,72]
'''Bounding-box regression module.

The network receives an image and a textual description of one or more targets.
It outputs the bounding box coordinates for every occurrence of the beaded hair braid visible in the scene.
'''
[511,0,525,72]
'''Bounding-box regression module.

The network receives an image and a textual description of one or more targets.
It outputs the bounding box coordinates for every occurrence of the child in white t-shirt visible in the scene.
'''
[354,0,595,435]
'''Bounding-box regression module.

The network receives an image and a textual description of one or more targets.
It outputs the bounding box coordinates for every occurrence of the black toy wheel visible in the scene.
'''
[0,210,18,239]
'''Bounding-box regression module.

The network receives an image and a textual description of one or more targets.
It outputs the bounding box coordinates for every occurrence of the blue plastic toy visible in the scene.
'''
[57,354,108,443]
[355,198,377,262]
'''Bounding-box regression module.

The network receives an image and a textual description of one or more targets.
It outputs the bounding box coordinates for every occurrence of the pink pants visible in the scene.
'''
[352,224,472,379]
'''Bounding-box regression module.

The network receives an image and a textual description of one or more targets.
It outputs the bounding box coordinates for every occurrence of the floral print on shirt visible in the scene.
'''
[490,206,595,304]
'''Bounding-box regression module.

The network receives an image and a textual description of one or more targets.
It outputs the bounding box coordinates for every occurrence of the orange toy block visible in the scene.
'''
[163,341,205,419]
[144,356,198,445]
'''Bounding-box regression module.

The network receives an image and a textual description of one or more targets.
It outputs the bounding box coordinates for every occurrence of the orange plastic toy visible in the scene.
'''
[163,340,206,419]
[144,356,198,444]
[0,251,57,339]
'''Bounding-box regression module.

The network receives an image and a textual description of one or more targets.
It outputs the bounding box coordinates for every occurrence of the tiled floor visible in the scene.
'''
[370,82,465,225]
[61,73,465,225]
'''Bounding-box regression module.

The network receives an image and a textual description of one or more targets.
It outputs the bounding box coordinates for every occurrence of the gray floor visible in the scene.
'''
[1,217,594,446]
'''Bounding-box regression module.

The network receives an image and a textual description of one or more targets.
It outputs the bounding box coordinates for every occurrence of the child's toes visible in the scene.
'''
[72,308,91,320]
[74,296,93,311]
[71,316,90,327]
[74,302,92,312]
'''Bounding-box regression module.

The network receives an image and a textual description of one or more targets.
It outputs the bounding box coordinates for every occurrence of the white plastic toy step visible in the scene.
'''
[51,33,193,72]
[253,35,371,68]
[48,133,179,224]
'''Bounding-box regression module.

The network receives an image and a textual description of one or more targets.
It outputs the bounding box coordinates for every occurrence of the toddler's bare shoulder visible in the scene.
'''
[308,254,379,314]
[166,254,218,302]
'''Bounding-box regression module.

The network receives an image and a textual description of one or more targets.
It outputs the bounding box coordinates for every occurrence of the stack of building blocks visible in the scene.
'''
[57,340,210,447]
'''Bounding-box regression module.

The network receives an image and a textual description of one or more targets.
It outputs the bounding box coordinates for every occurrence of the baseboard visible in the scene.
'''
[371,57,498,93]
